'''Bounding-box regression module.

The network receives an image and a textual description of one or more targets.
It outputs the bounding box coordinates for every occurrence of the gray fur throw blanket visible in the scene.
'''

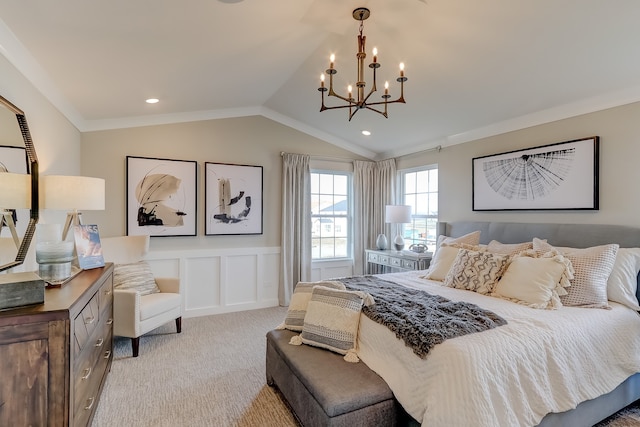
[340,276,507,359]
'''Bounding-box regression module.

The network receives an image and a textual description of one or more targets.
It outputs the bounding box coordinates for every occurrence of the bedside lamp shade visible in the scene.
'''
[41,175,105,240]
[385,205,412,224]
[41,175,105,211]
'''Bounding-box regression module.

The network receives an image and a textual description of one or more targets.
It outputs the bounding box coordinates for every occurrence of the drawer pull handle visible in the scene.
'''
[104,289,112,296]
[81,367,92,380]
[84,397,95,411]
[106,318,113,325]
[95,338,104,347]
[104,350,111,359]
[84,316,95,325]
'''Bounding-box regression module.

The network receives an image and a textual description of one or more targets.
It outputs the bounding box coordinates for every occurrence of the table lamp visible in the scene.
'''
[385,205,412,251]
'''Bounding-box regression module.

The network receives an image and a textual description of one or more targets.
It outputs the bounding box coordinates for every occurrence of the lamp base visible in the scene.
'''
[393,235,405,251]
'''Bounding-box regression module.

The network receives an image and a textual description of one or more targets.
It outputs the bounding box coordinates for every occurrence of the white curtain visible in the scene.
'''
[353,158,396,275]
[279,153,311,306]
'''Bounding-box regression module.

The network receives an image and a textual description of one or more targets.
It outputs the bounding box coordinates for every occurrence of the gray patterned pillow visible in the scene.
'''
[113,261,160,296]
[443,248,510,295]
[298,285,367,361]
[283,281,346,331]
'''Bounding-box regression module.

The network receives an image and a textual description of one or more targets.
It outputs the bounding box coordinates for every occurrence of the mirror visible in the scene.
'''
[0,95,38,272]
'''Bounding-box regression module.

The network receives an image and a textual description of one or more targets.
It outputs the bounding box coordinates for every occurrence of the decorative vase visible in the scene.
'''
[376,234,388,250]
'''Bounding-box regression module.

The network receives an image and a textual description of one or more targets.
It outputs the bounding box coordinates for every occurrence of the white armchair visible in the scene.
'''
[101,235,182,357]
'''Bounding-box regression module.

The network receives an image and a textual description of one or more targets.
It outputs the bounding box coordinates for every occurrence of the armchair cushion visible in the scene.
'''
[113,261,160,296]
[139,293,182,321]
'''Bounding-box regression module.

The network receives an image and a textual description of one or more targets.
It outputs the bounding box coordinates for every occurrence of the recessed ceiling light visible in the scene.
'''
[362,130,371,136]
[146,98,159,104]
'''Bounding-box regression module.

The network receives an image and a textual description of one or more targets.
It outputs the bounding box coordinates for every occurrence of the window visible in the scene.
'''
[311,171,351,259]
[401,166,438,249]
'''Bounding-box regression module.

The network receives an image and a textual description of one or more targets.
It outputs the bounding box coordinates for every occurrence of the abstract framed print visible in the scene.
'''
[126,156,197,236]
[205,162,263,235]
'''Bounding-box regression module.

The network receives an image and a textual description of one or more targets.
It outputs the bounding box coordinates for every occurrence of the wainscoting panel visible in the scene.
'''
[145,247,280,318]
[310,259,354,282]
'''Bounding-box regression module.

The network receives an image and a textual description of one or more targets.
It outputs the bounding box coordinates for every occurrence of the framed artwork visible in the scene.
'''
[205,162,263,235]
[472,136,599,211]
[126,156,197,236]
[0,145,29,238]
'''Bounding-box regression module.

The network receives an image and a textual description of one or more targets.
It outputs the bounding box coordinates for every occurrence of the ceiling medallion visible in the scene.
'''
[318,7,407,121]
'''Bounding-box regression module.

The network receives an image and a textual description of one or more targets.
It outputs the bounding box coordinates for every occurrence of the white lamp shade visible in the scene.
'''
[0,172,31,209]
[385,205,412,224]
[41,175,105,210]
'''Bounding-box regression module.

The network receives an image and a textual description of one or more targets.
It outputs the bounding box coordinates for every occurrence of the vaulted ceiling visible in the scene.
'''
[2,0,640,160]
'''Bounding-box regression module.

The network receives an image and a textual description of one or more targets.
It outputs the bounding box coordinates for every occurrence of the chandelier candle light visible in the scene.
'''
[318,7,407,121]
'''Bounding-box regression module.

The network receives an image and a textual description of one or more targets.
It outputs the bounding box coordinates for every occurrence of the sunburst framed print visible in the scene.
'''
[472,136,599,211]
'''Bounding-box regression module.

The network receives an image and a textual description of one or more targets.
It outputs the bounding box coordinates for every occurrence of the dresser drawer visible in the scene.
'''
[378,255,389,265]
[74,316,113,398]
[98,274,113,317]
[74,295,100,356]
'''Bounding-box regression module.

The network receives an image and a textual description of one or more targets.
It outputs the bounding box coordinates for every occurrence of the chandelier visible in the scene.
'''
[318,7,407,121]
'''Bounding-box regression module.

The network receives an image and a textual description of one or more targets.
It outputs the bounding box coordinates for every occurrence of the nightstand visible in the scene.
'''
[365,249,432,273]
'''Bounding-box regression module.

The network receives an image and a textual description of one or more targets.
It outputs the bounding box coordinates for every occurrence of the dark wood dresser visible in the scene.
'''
[0,263,114,426]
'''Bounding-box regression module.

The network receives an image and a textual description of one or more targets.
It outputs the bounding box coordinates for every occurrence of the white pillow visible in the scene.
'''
[607,248,640,311]
[492,251,573,309]
[421,245,462,281]
[533,238,618,309]
[487,240,533,256]
[435,230,481,253]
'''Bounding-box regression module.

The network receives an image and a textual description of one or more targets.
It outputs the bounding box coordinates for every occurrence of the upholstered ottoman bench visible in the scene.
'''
[266,329,401,427]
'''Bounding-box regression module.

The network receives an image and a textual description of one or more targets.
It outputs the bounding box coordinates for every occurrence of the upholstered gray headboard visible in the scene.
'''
[438,221,640,301]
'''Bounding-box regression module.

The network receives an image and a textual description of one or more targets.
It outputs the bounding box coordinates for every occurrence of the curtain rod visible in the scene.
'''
[280,151,357,164]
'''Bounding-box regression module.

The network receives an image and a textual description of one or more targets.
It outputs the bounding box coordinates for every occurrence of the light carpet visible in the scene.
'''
[92,306,640,427]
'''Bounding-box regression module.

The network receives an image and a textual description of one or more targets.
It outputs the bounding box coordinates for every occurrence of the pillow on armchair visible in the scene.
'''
[113,261,161,296]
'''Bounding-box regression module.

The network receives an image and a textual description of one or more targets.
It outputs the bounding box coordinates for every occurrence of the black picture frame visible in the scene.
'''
[205,162,263,235]
[126,156,197,236]
[472,136,599,211]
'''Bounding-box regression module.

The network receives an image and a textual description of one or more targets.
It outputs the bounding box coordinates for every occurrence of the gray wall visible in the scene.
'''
[397,101,640,227]
[80,115,366,251]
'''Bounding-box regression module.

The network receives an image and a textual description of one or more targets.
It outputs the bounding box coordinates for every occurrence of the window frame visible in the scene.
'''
[310,170,353,261]
[399,164,438,250]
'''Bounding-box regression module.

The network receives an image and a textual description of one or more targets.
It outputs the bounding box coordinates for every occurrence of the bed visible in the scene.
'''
[353,221,640,427]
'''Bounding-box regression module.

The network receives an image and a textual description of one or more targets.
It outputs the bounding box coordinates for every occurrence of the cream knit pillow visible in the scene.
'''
[533,238,618,309]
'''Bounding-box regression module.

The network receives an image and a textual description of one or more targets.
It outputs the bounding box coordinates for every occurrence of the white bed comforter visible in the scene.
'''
[356,270,640,427]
